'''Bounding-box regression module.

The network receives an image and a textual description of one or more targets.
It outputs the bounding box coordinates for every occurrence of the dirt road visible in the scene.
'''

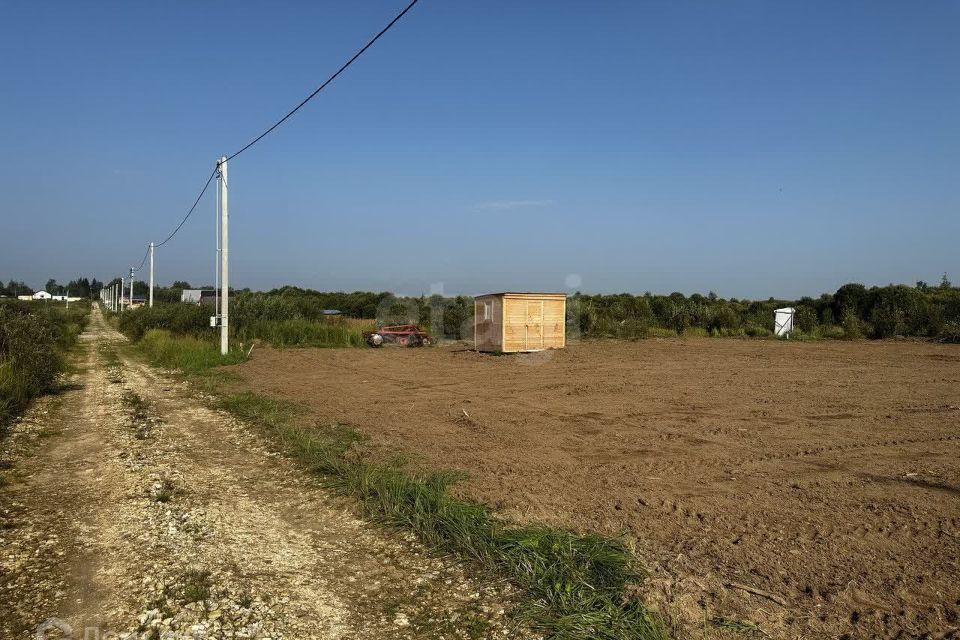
[0,306,513,639]
[234,338,960,639]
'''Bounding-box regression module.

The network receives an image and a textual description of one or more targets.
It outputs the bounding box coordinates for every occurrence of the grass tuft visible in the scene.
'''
[181,568,212,604]
[710,616,767,637]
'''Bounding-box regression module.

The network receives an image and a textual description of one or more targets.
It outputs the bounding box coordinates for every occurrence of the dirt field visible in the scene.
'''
[234,338,960,639]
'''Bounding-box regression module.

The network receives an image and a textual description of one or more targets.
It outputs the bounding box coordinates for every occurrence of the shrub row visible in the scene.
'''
[0,301,90,424]
[568,282,960,340]
[114,300,369,349]
[115,279,960,349]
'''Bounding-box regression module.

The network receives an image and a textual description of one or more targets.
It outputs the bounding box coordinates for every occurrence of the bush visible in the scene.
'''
[0,301,89,423]
[745,325,772,338]
[118,304,209,341]
[937,321,960,344]
[815,324,846,340]
[841,307,865,339]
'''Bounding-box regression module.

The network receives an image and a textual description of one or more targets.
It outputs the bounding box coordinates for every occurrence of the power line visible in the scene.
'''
[226,0,418,161]
[154,167,218,248]
[117,1,419,292]
[133,244,150,272]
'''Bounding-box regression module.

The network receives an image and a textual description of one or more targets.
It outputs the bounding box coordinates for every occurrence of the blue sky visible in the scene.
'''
[1,1,957,298]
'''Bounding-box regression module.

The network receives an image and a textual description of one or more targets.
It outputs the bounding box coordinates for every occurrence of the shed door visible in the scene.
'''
[525,300,544,350]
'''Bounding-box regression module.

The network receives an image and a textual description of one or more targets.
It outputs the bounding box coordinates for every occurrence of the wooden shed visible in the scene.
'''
[474,292,566,353]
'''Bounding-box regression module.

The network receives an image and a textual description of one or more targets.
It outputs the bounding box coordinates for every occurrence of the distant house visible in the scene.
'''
[32,291,52,300]
[181,289,217,305]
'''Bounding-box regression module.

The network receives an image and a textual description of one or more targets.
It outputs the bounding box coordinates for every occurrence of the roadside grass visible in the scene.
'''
[0,301,90,425]
[137,329,246,372]
[218,391,666,640]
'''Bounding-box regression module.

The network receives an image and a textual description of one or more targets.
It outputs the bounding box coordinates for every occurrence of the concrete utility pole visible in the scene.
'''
[218,156,229,355]
[129,268,134,310]
[149,242,155,308]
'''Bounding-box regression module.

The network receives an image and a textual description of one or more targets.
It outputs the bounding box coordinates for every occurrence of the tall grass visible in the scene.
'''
[137,329,245,372]
[235,318,367,348]
[0,301,90,424]
[220,392,666,640]
[116,301,370,349]
[117,303,209,341]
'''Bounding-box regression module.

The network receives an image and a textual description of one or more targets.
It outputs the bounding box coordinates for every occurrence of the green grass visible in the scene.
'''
[218,391,666,640]
[236,318,367,348]
[154,477,175,503]
[180,568,212,604]
[122,390,154,439]
[0,300,90,425]
[137,329,246,372]
[709,616,767,637]
[115,300,369,348]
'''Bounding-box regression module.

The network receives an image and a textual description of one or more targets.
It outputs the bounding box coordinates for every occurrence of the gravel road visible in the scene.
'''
[0,306,516,639]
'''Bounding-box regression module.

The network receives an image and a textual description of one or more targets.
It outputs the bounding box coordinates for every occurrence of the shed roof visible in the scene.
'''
[475,292,567,298]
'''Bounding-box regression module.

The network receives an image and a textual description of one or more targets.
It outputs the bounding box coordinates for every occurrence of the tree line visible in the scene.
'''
[9,275,960,341]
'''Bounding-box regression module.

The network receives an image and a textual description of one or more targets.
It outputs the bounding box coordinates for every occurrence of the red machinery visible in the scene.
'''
[364,324,433,347]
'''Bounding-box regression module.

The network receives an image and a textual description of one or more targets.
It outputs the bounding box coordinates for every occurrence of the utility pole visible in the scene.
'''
[129,268,134,310]
[218,156,229,355]
[149,242,155,308]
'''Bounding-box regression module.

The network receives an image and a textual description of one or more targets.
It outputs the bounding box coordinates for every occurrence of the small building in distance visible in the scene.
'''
[181,289,217,305]
[474,292,566,353]
[32,291,52,300]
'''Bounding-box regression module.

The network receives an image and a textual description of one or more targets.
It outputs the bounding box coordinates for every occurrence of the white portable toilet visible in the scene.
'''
[774,307,795,337]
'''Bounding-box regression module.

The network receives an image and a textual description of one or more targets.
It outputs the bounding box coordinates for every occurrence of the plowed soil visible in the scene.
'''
[233,339,960,639]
